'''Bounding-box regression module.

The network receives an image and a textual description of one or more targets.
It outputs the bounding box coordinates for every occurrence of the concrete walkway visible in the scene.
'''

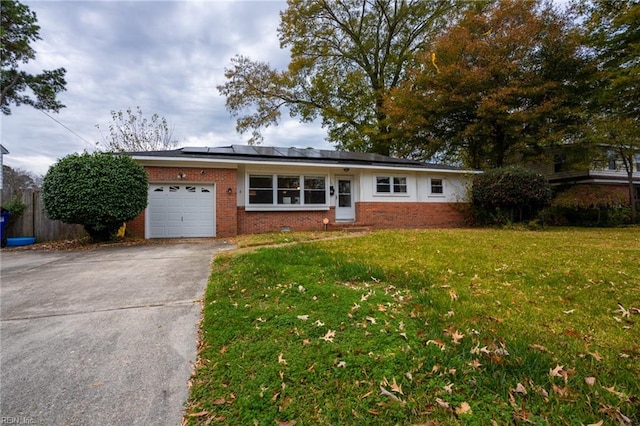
[0,241,235,425]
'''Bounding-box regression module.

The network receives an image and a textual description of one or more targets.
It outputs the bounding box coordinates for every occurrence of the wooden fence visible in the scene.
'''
[3,189,86,242]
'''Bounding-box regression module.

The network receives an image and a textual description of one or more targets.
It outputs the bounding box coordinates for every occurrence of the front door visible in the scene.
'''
[335,176,355,221]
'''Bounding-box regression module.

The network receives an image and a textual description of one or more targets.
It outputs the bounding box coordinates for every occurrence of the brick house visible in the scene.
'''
[126,145,475,238]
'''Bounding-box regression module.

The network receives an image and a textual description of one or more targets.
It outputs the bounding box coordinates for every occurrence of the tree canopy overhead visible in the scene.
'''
[219,0,465,155]
[0,0,67,115]
[385,0,589,169]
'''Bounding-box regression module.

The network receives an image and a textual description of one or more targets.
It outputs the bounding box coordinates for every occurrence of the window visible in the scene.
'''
[303,176,326,204]
[248,174,328,207]
[249,175,273,204]
[376,176,407,194]
[431,178,444,195]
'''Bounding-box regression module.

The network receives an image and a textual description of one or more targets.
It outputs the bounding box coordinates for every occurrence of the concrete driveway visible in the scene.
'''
[0,240,235,425]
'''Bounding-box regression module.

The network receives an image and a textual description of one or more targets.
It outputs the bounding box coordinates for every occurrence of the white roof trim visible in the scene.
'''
[130,155,479,175]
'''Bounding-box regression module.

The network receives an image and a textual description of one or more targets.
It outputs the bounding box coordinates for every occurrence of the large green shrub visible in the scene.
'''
[472,167,552,225]
[42,152,147,241]
[545,185,630,227]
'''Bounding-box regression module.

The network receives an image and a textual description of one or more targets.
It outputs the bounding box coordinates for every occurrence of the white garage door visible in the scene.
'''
[148,184,215,238]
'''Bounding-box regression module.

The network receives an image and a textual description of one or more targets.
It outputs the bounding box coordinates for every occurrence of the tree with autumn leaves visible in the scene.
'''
[218,0,468,156]
[384,0,590,169]
[219,0,638,222]
[580,0,639,222]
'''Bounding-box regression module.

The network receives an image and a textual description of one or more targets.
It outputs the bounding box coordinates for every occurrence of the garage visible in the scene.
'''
[147,184,215,238]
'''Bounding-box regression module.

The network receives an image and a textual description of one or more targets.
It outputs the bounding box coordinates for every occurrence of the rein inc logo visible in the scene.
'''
[1,417,36,425]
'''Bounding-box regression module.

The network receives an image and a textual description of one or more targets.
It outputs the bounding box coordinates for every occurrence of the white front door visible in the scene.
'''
[147,184,215,238]
[335,176,355,221]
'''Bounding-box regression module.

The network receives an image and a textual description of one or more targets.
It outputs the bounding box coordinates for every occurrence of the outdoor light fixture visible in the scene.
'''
[177,172,187,179]
[343,168,350,172]
[227,187,233,194]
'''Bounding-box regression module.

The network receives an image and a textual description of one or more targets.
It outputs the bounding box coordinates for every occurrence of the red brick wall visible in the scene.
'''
[127,166,238,238]
[237,208,335,234]
[356,202,468,228]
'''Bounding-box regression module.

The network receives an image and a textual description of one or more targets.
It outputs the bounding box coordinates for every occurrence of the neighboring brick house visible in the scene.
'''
[126,145,475,238]
[531,149,640,211]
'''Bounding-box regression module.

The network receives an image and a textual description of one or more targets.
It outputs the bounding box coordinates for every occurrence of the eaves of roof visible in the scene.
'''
[125,145,476,174]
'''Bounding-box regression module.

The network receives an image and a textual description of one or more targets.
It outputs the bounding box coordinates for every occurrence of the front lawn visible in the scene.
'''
[185,228,639,425]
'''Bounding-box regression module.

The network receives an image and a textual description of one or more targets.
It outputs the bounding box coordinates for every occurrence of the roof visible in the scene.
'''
[127,145,468,171]
[0,145,8,155]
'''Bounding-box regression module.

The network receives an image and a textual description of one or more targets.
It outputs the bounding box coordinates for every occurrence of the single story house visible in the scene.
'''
[126,145,476,238]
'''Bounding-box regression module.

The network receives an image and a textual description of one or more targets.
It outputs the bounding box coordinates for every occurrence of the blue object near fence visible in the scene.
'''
[6,237,36,247]
[1,210,9,248]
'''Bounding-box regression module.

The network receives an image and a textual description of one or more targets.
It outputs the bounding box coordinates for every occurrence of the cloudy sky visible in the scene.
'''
[1,0,332,176]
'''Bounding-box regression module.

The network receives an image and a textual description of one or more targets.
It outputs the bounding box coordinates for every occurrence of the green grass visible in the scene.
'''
[186,228,640,425]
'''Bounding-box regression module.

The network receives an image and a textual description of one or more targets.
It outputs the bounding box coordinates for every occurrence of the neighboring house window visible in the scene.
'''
[376,176,407,194]
[607,151,617,170]
[248,174,327,207]
[635,154,640,172]
[430,178,444,195]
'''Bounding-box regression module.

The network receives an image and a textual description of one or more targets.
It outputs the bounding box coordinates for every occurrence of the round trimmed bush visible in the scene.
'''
[42,152,148,241]
[472,167,552,225]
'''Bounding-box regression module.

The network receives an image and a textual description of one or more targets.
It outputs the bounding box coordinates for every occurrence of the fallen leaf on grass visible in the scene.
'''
[614,303,630,318]
[321,330,336,343]
[443,383,454,394]
[512,383,527,395]
[588,351,603,361]
[586,421,603,426]
[435,398,450,409]
[278,353,288,365]
[455,402,472,415]
[390,377,404,395]
[599,404,632,424]
[552,384,569,397]
[212,398,226,405]
[585,377,596,386]
[528,344,548,353]
[549,365,564,378]
[426,339,446,350]
[468,359,482,370]
[188,411,209,417]
[219,346,228,355]
[563,309,575,314]
[297,315,309,321]
[380,385,400,401]
[604,386,628,401]
[451,330,464,345]
[275,420,297,426]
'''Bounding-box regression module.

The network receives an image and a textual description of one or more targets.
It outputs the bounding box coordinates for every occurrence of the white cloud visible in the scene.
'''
[1,0,330,177]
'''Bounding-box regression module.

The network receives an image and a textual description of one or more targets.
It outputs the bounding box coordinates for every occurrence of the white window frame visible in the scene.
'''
[374,175,409,196]
[429,178,445,196]
[246,173,330,211]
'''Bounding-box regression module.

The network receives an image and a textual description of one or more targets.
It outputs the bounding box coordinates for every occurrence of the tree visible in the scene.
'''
[1,0,67,115]
[218,0,466,155]
[580,0,639,223]
[385,0,589,168]
[42,152,148,241]
[1,165,40,200]
[96,106,178,152]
